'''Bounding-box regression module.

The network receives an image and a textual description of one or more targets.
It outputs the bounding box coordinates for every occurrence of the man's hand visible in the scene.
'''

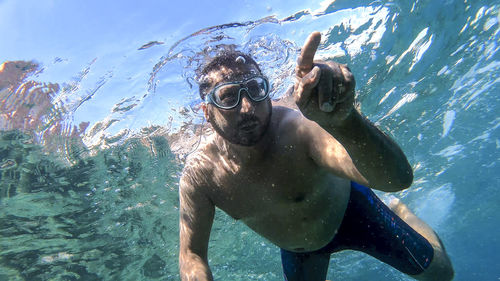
[294,31,356,127]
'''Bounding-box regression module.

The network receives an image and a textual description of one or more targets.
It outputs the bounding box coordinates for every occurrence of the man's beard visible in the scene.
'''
[210,113,271,146]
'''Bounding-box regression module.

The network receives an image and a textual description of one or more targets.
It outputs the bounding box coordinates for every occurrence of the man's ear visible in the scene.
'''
[201,103,210,122]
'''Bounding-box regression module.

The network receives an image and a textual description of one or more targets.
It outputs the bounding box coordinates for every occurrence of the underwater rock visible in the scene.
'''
[142,253,166,278]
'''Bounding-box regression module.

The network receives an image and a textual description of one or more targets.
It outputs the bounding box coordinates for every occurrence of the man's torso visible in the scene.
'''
[184,107,351,252]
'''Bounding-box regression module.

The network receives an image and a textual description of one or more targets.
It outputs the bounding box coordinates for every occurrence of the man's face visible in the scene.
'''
[202,64,272,146]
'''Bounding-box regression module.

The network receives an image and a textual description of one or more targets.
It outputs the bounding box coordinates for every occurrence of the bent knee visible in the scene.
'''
[413,246,454,281]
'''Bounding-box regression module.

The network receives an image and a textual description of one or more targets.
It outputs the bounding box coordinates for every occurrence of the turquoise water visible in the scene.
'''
[1,0,499,280]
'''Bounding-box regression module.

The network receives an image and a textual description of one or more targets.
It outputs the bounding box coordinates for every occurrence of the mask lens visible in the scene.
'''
[208,76,269,109]
[246,77,268,100]
[213,84,240,108]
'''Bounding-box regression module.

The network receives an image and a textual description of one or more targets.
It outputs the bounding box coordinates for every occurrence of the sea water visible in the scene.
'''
[0,0,498,280]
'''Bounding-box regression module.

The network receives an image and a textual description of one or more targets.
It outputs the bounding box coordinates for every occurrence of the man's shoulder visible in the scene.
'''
[272,105,314,136]
[272,106,303,128]
[180,141,217,190]
[271,105,329,150]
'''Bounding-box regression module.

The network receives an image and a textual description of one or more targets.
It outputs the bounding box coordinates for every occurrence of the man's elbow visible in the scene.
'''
[179,250,213,281]
[398,169,413,190]
[401,160,414,187]
[390,166,414,192]
[373,166,413,192]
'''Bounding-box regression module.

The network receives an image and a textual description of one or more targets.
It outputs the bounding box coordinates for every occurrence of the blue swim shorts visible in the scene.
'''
[280,182,434,281]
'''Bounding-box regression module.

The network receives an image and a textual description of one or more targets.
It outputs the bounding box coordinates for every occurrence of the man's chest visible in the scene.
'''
[206,153,325,219]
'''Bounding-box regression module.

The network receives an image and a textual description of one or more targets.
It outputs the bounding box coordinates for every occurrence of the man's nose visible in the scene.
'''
[239,92,255,114]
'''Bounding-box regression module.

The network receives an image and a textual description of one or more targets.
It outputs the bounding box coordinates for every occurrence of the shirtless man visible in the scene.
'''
[178,32,454,281]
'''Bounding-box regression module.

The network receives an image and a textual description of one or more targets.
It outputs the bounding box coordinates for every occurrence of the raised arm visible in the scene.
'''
[294,32,413,192]
[179,170,215,281]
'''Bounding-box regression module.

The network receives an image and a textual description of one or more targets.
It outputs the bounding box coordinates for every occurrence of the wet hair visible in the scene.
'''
[198,51,262,99]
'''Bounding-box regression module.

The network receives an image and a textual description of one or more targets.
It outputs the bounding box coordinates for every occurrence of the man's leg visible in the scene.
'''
[388,198,454,281]
[324,182,453,281]
[280,248,330,281]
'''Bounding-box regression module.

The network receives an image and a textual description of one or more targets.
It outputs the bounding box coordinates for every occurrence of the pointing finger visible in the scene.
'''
[296,31,321,78]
